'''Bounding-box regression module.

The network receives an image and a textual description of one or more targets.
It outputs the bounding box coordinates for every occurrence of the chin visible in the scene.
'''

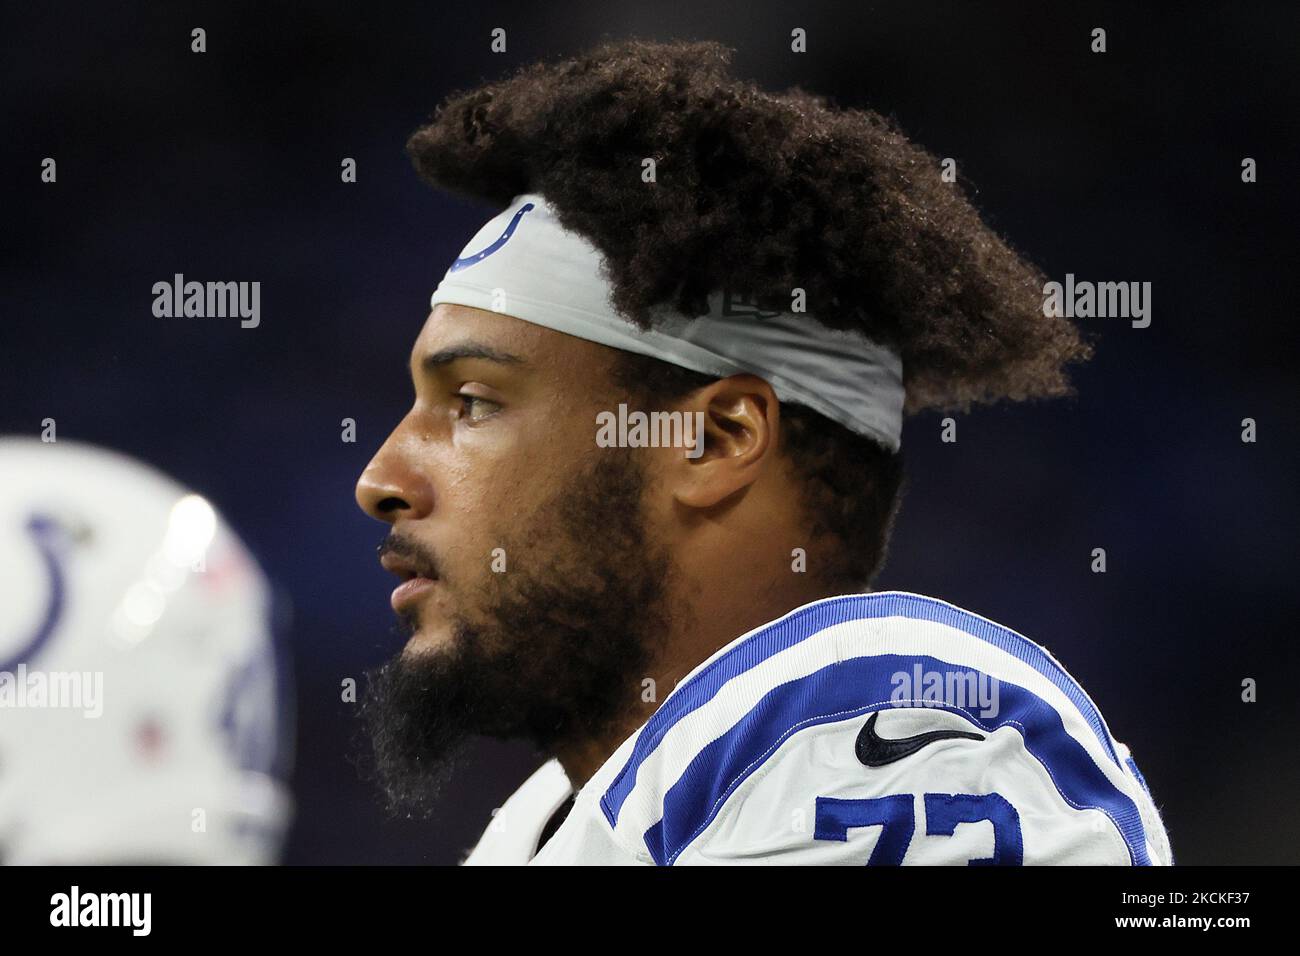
[405,629,457,658]
[400,622,457,657]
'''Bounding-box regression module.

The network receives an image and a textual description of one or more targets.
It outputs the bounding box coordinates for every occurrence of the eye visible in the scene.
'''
[455,391,501,422]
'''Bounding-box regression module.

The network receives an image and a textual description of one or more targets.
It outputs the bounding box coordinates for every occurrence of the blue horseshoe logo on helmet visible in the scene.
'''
[0,515,68,672]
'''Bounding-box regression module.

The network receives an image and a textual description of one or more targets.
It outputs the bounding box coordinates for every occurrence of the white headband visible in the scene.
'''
[428,194,905,450]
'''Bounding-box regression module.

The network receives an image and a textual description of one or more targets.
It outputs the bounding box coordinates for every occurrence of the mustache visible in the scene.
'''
[377,533,443,581]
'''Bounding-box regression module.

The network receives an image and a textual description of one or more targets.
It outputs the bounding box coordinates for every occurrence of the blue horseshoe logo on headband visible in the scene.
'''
[448,202,536,273]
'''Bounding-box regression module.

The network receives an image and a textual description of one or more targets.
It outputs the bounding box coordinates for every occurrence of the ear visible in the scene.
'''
[670,374,779,509]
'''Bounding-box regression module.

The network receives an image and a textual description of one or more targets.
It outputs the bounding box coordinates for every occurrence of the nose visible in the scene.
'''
[355,424,434,524]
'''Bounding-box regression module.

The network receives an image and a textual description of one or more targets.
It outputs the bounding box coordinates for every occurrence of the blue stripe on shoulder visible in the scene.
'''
[602,592,1122,829]
[644,654,1150,866]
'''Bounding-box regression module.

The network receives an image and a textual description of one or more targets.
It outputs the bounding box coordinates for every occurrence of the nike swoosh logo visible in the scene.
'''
[855,712,985,768]
[449,202,536,273]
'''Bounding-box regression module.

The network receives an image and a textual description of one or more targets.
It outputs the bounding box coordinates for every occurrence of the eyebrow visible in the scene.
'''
[419,343,527,373]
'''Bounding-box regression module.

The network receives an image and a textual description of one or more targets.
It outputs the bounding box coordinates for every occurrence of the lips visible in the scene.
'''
[379,547,439,611]
[389,575,437,611]
[380,550,437,583]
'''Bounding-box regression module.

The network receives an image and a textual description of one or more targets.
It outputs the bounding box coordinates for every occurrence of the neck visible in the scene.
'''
[551,573,838,788]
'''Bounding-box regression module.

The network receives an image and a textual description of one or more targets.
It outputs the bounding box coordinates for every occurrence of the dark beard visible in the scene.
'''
[356,451,672,818]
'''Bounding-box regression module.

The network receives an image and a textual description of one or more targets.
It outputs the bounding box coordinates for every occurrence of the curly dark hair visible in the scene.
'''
[406,38,1088,589]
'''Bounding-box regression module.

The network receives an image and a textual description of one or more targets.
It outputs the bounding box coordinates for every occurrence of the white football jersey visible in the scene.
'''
[464,592,1172,866]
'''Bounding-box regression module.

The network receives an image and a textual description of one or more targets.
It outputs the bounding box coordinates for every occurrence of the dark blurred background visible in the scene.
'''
[3,1,1297,864]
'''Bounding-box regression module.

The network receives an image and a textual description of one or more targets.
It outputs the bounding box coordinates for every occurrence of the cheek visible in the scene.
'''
[438,445,547,544]
[437,395,603,534]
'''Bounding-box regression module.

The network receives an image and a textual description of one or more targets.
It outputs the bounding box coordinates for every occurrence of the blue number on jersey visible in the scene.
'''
[815,792,1023,865]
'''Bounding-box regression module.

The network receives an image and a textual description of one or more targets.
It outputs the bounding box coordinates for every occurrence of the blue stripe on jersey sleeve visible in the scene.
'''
[642,653,1150,866]
[602,592,1122,828]
[1125,756,1152,797]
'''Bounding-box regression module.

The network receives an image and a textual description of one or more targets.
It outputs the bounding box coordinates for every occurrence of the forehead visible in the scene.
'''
[413,303,617,373]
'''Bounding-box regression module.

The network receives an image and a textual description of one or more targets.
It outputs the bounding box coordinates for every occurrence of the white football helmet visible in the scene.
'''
[0,437,293,864]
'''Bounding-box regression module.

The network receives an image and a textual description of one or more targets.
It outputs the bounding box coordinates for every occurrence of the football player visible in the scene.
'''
[354,40,1171,865]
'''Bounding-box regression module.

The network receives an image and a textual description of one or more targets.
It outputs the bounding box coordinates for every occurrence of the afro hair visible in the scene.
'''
[406,37,1090,415]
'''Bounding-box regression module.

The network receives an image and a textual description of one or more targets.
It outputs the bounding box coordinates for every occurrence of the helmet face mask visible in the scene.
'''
[0,437,293,865]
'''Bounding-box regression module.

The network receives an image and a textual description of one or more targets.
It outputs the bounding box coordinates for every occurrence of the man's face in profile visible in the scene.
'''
[354,304,673,813]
